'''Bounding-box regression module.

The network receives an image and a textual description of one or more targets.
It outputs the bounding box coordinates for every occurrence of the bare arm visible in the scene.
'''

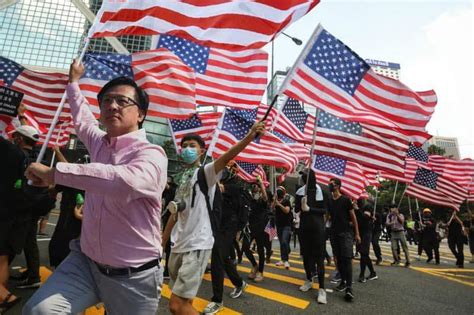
[276,199,290,214]
[73,204,83,220]
[162,213,177,247]
[213,122,265,174]
[350,209,361,244]
[258,179,268,202]
[54,146,68,163]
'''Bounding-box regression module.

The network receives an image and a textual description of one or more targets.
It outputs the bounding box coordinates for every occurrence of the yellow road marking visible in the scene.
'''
[161,285,241,314]
[413,267,474,272]
[237,265,324,288]
[379,244,457,262]
[411,267,474,288]
[202,274,310,309]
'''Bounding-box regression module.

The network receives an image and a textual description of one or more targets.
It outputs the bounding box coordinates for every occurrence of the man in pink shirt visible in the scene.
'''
[23,60,167,314]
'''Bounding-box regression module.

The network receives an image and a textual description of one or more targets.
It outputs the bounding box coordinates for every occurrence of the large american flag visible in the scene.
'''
[154,34,267,109]
[406,167,468,210]
[80,48,196,119]
[235,161,268,186]
[0,57,73,146]
[208,108,298,175]
[379,158,418,183]
[467,180,474,203]
[272,97,315,143]
[428,155,474,188]
[168,111,222,151]
[88,0,320,50]
[272,131,310,161]
[282,24,436,146]
[311,154,370,199]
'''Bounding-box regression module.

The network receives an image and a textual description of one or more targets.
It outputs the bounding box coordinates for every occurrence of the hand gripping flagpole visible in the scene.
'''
[31,38,90,182]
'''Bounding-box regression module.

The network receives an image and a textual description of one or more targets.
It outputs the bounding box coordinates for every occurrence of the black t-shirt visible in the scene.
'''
[448,219,462,238]
[275,197,292,228]
[373,212,383,233]
[0,138,24,216]
[356,206,373,235]
[249,197,268,227]
[328,195,353,234]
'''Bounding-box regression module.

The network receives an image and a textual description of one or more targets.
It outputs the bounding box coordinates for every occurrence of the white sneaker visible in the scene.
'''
[317,289,327,304]
[284,261,290,269]
[275,261,284,266]
[416,255,421,261]
[203,302,224,315]
[299,280,312,292]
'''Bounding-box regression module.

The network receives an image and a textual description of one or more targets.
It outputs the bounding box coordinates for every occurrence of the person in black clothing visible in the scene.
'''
[447,210,466,268]
[465,211,474,263]
[273,186,293,269]
[162,175,177,279]
[371,210,383,265]
[355,200,377,283]
[0,136,25,311]
[328,178,361,302]
[421,208,440,264]
[295,169,328,304]
[243,178,268,282]
[206,162,248,314]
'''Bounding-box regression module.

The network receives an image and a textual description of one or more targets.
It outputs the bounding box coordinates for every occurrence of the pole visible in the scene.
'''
[49,124,64,167]
[391,180,399,204]
[34,38,91,167]
[396,186,407,210]
[415,197,423,224]
[408,195,412,218]
[305,108,319,195]
[373,187,379,217]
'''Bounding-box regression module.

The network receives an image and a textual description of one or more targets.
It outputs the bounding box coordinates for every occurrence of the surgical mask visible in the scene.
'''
[180,147,199,164]
[328,183,335,192]
[253,192,261,200]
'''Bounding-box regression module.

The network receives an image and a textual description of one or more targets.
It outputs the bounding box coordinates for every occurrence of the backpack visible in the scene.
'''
[194,166,223,237]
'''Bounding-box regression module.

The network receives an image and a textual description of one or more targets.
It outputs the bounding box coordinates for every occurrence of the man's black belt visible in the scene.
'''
[95,258,160,276]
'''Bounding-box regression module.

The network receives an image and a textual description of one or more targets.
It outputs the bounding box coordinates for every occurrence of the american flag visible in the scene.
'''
[282,25,436,146]
[407,144,429,163]
[235,161,268,186]
[0,115,12,139]
[428,155,474,187]
[0,57,73,146]
[360,166,381,187]
[314,110,409,175]
[311,154,369,199]
[406,167,468,210]
[88,0,320,50]
[272,131,310,161]
[80,48,196,119]
[208,108,298,175]
[168,111,222,151]
[467,180,474,203]
[272,96,315,143]
[264,220,278,241]
[379,158,418,183]
[154,34,268,109]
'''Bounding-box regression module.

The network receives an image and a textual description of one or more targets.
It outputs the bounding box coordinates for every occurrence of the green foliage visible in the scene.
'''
[427,144,446,156]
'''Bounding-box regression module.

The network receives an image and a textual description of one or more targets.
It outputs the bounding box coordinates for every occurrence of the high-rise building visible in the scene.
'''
[0,0,177,169]
[422,136,461,160]
[365,59,401,80]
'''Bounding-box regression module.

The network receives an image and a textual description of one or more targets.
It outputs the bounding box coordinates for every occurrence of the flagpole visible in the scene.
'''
[373,186,379,217]
[305,107,319,195]
[396,185,407,209]
[407,195,412,218]
[392,180,399,204]
[34,38,91,168]
[49,124,64,167]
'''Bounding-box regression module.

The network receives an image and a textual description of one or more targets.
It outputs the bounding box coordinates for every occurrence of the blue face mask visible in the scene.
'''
[180,147,199,164]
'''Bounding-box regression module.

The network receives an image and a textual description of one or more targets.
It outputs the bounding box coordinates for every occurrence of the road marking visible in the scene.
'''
[161,284,241,314]
[39,266,240,314]
[202,274,310,309]
[411,267,474,288]
[236,265,326,288]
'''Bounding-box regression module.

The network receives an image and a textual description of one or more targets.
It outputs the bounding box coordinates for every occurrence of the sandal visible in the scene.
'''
[0,293,22,314]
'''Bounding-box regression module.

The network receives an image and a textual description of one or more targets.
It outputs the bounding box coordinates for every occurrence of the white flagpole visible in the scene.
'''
[305,106,319,195]
[392,180,399,204]
[34,38,91,167]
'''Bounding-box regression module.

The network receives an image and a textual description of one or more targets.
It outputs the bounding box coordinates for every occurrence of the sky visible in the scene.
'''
[264,0,473,158]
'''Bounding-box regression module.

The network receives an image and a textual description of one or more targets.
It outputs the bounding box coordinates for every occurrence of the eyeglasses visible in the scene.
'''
[100,95,139,109]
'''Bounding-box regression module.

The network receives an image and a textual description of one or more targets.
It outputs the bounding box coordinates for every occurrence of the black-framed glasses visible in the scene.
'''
[100,95,139,109]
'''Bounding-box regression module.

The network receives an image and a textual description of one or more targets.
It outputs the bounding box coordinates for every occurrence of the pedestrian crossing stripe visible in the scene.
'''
[202,274,310,309]
[411,267,474,288]
[378,243,458,262]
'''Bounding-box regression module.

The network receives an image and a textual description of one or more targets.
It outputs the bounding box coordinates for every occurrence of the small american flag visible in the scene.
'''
[155,34,267,109]
[208,108,298,176]
[0,57,73,146]
[80,48,196,119]
[264,220,277,241]
[273,96,315,143]
[311,154,369,199]
[282,25,435,146]
[169,112,222,151]
[236,161,268,186]
[406,167,468,210]
[88,1,319,50]
[428,155,474,187]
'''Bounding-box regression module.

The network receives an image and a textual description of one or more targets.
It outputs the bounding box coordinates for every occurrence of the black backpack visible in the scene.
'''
[194,166,223,237]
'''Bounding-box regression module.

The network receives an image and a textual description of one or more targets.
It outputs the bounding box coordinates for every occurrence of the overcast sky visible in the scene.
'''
[265,0,473,158]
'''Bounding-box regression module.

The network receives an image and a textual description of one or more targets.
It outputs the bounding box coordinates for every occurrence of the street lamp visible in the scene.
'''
[280,32,303,46]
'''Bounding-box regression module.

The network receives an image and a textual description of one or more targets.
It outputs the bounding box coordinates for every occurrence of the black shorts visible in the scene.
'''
[330,231,354,259]
[0,216,28,256]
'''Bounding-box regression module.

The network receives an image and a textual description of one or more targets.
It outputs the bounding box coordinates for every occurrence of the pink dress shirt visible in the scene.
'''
[54,82,167,268]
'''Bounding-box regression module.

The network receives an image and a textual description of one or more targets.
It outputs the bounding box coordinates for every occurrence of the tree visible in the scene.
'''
[427,144,445,156]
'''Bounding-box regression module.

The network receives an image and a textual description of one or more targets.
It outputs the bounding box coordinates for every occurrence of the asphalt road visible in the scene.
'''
[5,211,474,315]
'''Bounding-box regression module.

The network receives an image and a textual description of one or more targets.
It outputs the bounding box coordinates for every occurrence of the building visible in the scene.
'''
[422,136,461,160]
[0,1,177,170]
[365,59,401,80]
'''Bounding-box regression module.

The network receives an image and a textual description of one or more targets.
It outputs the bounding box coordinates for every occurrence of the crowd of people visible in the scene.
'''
[1,61,474,315]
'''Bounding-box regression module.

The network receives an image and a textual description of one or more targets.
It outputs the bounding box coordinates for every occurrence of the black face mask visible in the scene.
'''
[328,183,335,192]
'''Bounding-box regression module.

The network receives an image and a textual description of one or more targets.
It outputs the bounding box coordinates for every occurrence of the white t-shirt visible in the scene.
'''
[170,162,222,253]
